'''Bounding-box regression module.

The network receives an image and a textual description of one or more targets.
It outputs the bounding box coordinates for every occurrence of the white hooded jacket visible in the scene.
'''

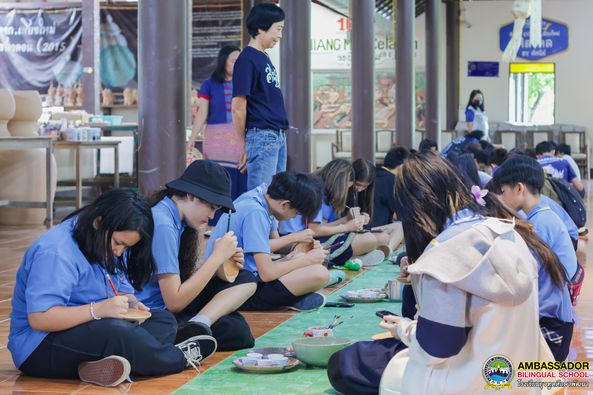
[380,218,554,395]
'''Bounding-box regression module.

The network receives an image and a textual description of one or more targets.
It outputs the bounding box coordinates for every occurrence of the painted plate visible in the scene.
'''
[122,308,151,323]
[232,357,301,374]
[340,288,387,303]
[251,347,296,358]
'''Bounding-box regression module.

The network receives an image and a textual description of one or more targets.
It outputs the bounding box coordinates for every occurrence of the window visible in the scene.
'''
[508,63,555,125]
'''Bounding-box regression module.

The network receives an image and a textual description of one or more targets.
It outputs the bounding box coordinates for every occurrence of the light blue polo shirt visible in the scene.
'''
[206,184,275,275]
[526,202,578,279]
[135,197,184,310]
[518,195,578,242]
[8,217,134,368]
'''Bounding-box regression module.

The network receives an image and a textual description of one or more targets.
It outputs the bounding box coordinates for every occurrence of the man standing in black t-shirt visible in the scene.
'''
[232,4,289,190]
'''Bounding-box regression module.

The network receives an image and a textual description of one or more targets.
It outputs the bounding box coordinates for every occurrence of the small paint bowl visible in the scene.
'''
[308,326,334,337]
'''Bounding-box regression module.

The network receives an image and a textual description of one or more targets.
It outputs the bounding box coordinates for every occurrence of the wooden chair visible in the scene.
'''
[330,129,352,160]
[526,127,554,149]
[559,127,589,179]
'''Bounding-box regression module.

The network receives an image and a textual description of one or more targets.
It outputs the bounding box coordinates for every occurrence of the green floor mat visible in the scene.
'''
[175,262,402,395]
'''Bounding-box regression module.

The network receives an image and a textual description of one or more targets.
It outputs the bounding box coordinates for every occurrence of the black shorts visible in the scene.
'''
[175,269,257,322]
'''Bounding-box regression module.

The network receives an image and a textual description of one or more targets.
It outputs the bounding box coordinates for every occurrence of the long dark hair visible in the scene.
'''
[466,89,485,112]
[447,151,481,187]
[349,158,375,219]
[315,159,355,218]
[393,152,484,261]
[211,45,241,83]
[66,189,155,290]
[149,188,198,282]
[482,191,567,287]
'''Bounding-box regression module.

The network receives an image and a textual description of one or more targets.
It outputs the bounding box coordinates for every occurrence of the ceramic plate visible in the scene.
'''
[340,288,387,303]
[251,347,296,358]
[233,357,300,374]
[372,331,394,341]
[122,308,151,322]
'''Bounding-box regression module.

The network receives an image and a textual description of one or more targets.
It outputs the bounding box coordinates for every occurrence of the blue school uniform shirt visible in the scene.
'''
[135,197,184,310]
[538,154,577,183]
[232,46,289,131]
[536,250,573,323]
[8,217,134,368]
[198,77,233,124]
[278,208,323,235]
[205,184,276,275]
[526,202,578,279]
[518,195,578,242]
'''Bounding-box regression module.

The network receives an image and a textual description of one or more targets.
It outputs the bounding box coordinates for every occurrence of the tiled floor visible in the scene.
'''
[0,180,590,394]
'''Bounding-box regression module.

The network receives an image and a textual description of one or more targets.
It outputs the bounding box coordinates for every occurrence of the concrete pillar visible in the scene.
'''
[280,0,311,172]
[350,0,375,161]
[446,0,460,130]
[425,0,441,144]
[138,0,190,195]
[81,0,100,115]
[395,0,414,149]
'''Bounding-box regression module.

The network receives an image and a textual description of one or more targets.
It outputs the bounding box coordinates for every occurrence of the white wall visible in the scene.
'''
[460,0,593,150]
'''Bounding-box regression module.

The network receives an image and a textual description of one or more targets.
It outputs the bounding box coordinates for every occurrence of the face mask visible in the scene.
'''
[473,99,482,106]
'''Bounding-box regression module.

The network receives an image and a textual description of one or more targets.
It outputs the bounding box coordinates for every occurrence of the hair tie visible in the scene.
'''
[471,185,488,206]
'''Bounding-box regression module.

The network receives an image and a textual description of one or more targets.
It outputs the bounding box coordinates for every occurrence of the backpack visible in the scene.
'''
[543,176,587,228]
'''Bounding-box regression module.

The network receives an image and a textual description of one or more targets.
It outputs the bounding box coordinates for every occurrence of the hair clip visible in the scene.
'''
[471,185,488,206]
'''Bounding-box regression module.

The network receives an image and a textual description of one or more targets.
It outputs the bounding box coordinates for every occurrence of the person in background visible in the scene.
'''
[418,138,437,152]
[465,89,489,139]
[9,190,211,387]
[556,143,582,182]
[187,46,246,201]
[369,147,408,229]
[535,141,584,195]
[232,3,288,190]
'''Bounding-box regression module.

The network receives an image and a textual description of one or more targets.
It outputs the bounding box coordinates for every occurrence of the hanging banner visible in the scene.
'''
[0,8,82,92]
[0,5,138,93]
[192,1,242,85]
[499,17,569,61]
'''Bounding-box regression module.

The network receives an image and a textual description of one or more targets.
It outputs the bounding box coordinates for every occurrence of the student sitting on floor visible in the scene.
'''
[329,153,551,395]
[137,160,257,351]
[368,147,409,229]
[536,141,584,196]
[491,155,582,305]
[280,159,385,267]
[8,189,212,387]
[351,158,403,257]
[205,171,329,312]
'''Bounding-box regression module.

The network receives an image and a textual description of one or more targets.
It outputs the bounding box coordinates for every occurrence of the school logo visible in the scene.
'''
[483,354,514,390]
[265,63,280,88]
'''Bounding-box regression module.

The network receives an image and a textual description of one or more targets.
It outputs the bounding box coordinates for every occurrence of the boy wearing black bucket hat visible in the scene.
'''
[205,172,330,311]
[136,160,258,352]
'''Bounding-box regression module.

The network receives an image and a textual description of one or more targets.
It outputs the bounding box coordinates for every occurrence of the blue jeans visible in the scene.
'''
[245,128,287,190]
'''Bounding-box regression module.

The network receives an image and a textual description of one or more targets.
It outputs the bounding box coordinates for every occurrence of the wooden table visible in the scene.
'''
[53,140,120,209]
[0,136,54,227]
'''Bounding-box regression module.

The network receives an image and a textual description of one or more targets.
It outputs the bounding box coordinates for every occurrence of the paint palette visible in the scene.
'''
[340,288,387,303]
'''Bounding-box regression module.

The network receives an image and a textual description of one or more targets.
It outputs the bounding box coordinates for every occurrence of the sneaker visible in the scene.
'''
[175,335,218,371]
[326,269,346,287]
[175,321,213,344]
[358,250,385,267]
[78,355,131,387]
[288,292,326,312]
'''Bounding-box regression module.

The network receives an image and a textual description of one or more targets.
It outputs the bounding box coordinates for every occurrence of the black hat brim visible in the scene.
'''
[166,179,235,212]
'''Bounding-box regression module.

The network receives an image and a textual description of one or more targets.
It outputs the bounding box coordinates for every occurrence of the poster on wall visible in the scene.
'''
[192,1,241,85]
[0,5,138,93]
